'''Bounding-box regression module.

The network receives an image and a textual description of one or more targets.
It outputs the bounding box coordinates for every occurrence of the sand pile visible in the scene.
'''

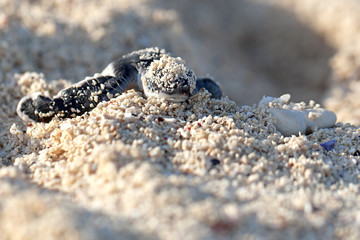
[1,0,360,239]
[2,71,360,239]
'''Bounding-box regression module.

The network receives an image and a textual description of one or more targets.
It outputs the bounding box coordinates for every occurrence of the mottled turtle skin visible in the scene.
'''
[17,47,222,123]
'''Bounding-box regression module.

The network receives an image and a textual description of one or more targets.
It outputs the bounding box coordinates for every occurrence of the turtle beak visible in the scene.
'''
[167,95,189,102]
[170,84,191,102]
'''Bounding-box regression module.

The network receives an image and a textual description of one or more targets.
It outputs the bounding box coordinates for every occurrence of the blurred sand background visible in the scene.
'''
[0,0,360,239]
[1,0,360,123]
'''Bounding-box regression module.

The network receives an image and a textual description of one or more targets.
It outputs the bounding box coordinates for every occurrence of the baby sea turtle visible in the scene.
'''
[17,47,222,123]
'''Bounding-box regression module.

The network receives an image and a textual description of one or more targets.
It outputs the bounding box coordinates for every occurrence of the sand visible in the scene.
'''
[1,0,360,239]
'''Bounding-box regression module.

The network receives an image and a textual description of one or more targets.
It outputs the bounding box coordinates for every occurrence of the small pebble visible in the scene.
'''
[268,108,307,136]
[156,117,165,122]
[266,95,337,136]
[210,158,221,166]
[320,140,336,151]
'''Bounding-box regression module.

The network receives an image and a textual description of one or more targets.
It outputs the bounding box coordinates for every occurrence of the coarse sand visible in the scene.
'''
[1,0,360,239]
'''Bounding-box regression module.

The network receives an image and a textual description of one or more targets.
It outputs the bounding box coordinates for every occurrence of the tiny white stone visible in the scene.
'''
[259,94,291,106]
[261,94,337,136]
[269,108,337,136]
[303,109,337,132]
[107,93,113,99]
[163,117,177,123]
[124,112,138,122]
[269,108,307,136]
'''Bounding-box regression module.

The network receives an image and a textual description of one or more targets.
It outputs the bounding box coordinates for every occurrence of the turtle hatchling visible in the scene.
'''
[17,47,222,123]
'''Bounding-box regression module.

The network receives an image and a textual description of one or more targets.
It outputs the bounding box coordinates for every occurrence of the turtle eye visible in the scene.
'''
[180,84,190,95]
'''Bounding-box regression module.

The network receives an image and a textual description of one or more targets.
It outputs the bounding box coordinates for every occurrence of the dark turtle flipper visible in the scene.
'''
[16,93,55,123]
[193,77,222,99]
[17,63,139,123]
[47,71,137,121]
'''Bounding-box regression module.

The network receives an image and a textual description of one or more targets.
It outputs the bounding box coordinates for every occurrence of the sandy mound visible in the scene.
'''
[0,0,360,239]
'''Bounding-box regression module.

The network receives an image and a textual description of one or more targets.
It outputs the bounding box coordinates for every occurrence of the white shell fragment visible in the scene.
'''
[264,94,337,136]
[303,109,337,132]
[259,94,291,106]
[268,108,307,136]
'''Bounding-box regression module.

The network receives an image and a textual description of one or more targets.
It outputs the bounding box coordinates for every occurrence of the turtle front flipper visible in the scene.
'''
[17,63,139,123]
[16,75,117,123]
[193,77,222,99]
[17,92,55,123]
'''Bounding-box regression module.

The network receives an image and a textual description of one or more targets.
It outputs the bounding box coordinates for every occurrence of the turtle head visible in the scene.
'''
[141,54,196,102]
